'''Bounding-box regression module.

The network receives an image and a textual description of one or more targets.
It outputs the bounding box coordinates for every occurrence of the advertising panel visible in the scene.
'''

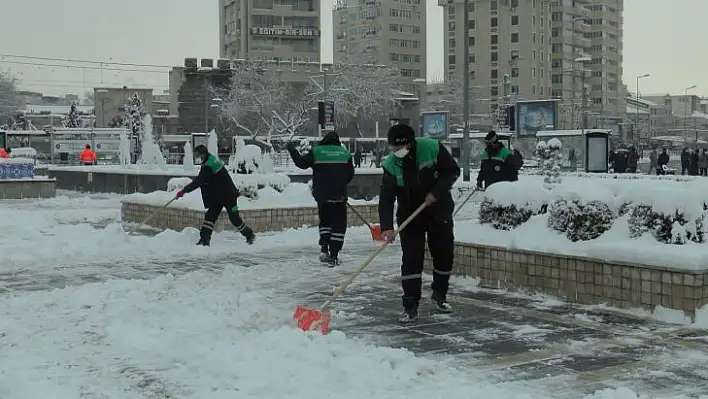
[420,111,449,140]
[516,100,558,137]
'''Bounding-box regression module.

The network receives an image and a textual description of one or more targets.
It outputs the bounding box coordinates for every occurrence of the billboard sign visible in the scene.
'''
[420,111,449,140]
[318,100,335,131]
[516,100,558,137]
[250,27,320,37]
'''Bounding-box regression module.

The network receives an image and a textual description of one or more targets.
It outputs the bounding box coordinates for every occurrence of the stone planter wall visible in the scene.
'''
[0,179,56,199]
[426,242,708,318]
[121,201,379,233]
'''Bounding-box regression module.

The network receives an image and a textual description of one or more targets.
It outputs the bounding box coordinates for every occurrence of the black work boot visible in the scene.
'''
[326,252,341,268]
[196,238,210,246]
[399,297,419,323]
[431,291,453,313]
[242,227,255,245]
[319,245,330,263]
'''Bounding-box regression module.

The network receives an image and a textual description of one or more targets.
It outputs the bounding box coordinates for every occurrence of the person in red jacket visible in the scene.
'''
[0,148,9,158]
[79,144,97,165]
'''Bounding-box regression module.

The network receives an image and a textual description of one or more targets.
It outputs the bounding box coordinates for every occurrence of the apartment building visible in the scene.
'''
[551,0,624,127]
[644,94,703,120]
[441,0,553,115]
[219,0,321,62]
[333,0,427,85]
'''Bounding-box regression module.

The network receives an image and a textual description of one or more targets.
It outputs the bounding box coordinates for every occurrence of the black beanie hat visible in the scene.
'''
[194,144,209,156]
[387,124,415,146]
[485,130,498,144]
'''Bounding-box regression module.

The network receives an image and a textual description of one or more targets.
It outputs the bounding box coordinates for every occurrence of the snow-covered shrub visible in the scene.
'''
[548,199,614,241]
[535,139,563,190]
[478,180,547,230]
[167,177,193,192]
[626,186,707,244]
[547,181,616,241]
[618,201,634,217]
[229,138,264,174]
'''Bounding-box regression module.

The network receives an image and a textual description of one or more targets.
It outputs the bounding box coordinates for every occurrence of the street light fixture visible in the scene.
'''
[684,84,698,139]
[635,74,650,141]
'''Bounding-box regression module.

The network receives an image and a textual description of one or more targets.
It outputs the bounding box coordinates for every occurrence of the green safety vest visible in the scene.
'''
[481,146,512,162]
[203,154,224,173]
[381,137,440,187]
[312,144,352,164]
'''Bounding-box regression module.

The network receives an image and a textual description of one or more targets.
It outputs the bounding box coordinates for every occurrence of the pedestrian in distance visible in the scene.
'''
[476,130,519,189]
[175,145,255,246]
[286,131,354,267]
[378,124,460,323]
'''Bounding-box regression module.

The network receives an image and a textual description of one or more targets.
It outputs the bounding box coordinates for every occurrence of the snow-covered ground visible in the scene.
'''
[0,191,691,398]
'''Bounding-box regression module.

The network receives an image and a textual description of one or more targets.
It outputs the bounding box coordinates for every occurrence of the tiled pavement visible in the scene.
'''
[3,238,708,397]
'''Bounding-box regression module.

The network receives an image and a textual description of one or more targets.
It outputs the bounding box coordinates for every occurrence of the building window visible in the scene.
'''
[469,20,475,29]
[510,50,519,60]
[511,33,518,43]
[511,0,518,7]
[448,5,454,16]
[491,17,498,27]
[469,37,475,46]
[491,69,498,79]
[532,85,536,95]
[491,35,498,45]
[449,38,456,48]
[511,67,519,77]
[448,21,455,31]
[491,0,497,10]
[491,52,498,62]
[551,28,558,37]
[449,55,456,65]
[511,15,519,25]
[469,54,475,63]
[491,86,499,96]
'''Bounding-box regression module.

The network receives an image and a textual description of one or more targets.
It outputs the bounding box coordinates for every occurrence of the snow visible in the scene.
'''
[207,129,218,157]
[0,192,698,399]
[137,115,167,166]
[458,175,708,270]
[48,164,199,176]
[482,179,548,209]
[0,157,34,164]
[9,147,37,157]
[183,140,194,168]
[125,175,372,210]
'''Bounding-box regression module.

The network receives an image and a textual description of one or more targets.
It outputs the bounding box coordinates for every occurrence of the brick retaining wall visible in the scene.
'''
[121,201,378,233]
[426,242,708,318]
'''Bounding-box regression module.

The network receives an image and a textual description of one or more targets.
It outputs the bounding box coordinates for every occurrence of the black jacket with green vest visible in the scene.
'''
[287,132,355,202]
[182,153,239,208]
[379,137,460,231]
[476,145,519,188]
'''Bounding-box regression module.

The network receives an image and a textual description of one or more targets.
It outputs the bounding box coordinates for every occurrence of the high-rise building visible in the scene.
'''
[333,0,427,84]
[441,0,553,115]
[551,0,624,128]
[219,0,321,62]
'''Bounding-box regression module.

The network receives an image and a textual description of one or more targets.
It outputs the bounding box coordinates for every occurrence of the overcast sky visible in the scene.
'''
[0,0,705,98]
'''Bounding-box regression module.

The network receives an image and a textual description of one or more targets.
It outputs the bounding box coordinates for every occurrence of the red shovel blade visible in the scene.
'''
[294,305,332,334]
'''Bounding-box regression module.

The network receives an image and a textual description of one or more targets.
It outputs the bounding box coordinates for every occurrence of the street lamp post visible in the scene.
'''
[684,84,697,140]
[96,89,108,128]
[636,74,650,140]
[570,16,585,128]
[461,0,471,181]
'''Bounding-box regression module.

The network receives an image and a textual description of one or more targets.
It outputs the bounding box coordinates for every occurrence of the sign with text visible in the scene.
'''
[250,27,320,37]
[318,100,335,131]
[53,138,121,154]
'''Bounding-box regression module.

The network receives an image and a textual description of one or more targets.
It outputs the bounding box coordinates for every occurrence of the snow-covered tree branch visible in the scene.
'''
[220,61,316,145]
[420,74,464,118]
[0,70,20,128]
[312,50,404,126]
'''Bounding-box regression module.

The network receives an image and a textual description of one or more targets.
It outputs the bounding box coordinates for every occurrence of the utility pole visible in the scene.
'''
[461,0,470,181]
[636,73,650,140]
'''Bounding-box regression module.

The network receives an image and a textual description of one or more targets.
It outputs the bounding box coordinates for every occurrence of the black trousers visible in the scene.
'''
[201,203,253,242]
[399,216,455,308]
[317,201,347,256]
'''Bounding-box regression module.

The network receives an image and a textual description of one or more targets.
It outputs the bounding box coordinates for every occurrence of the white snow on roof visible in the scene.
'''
[22,105,94,114]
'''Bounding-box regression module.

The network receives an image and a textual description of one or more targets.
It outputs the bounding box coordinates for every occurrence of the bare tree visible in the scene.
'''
[220,60,316,146]
[0,70,19,128]
[420,75,464,119]
[312,50,404,129]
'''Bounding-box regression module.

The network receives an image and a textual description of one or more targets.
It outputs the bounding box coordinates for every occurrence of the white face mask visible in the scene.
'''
[393,148,409,158]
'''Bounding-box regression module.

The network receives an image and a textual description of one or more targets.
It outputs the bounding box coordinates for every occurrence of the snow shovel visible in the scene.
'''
[452,187,482,217]
[126,197,177,234]
[294,202,428,334]
[346,202,383,241]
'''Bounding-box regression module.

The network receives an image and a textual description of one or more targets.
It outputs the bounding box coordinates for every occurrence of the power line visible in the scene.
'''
[0,53,174,69]
[0,60,167,74]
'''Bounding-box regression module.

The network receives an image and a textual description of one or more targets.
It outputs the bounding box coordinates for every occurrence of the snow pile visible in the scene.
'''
[0,157,34,164]
[183,140,194,169]
[207,129,218,156]
[137,115,167,167]
[167,177,193,192]
[230,138,265,174]
[9,147,37,158]
[478,180,548,230]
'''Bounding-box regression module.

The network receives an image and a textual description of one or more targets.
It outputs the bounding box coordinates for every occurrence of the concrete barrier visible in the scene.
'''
[0,179,56,199]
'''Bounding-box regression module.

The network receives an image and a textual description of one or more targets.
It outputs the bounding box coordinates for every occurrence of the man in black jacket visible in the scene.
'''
[287,131,355,266]
[177,145,255,246]
[379,124,460,323]
[476,130,519,188]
